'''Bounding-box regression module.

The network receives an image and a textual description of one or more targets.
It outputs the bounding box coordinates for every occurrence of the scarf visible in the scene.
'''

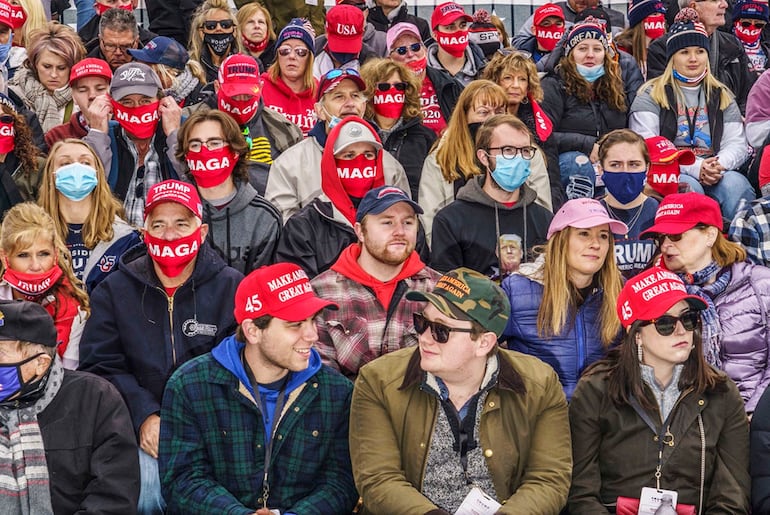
[677,261,730,369]
[8,67,70,133]
[0,357,63,515]
[173,68,199,104]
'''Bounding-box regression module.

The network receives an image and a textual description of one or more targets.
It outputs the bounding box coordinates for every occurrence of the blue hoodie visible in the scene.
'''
[212,334,322,443]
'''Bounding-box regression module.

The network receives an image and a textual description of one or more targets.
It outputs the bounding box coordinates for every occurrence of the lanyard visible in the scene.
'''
[628,394,675,490]
[683,88,704,149]
[242,349,290,509]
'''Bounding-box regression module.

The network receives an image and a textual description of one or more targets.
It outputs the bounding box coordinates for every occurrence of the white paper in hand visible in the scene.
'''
[454,486,501,515]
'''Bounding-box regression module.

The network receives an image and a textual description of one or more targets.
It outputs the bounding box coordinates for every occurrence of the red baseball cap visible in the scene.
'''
[234,263,338,323]
[70,58,113,85]
[326,5,365,54]
[646,136,696,166]
[144,180,203,220]
[534,3,565,25]
[217,54,262,98]
[0,0,12,29]
[317,68,366,100]
[616,266,707,329]
[431,2,472,29]
[640,192,723,238]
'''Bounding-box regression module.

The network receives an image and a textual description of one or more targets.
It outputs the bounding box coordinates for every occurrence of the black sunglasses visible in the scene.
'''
[654,224,707,246]
[392,42,422,55]
[413,312,474,343]
[642,311,700,336]
[202,19,234,31]
[375,82,407,92]
[740,20,767,28]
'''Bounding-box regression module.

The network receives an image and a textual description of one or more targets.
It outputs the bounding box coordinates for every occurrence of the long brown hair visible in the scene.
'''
[559,50,627,112]
[585,320,726,411]
[537,226,623,346]
[5,104,40,178]
[615,23,649,73]
[39,139,126,249]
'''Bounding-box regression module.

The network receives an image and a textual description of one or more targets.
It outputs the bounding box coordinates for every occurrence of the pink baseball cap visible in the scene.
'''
[234,263,338,323]
[387,22,421,53]
[547,198,628,239]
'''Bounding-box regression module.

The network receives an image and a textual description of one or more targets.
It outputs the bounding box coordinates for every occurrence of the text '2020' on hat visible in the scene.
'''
[616,266,707,329]
[407,268,510,337]
[234,263,338,323]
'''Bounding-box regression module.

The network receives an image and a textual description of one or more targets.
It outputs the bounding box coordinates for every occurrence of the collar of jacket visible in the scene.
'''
[397,347,527,394]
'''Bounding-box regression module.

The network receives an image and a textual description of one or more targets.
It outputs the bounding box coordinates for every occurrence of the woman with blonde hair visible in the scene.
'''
[0,202,89,369]
[9,22,85,133]
[361,58,435,199]
[260,18,317,136]
[484,49,565,209]
[541,18,629,200]
[502,198,626,399]
[189,0,242,83]
[419,80,553,245]
[38,139,139,294]
[629,9,754,221]
[237,2,276,70]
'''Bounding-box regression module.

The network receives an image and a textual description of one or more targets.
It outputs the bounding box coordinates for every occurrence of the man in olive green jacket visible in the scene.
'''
[350,268,572,515]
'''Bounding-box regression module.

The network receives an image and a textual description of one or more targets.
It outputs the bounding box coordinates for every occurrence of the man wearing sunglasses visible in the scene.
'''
[266,68,409,223]
[311,185,441,379]
[731,0,770,78]
[431,115,552,277]
[350,267,571,514]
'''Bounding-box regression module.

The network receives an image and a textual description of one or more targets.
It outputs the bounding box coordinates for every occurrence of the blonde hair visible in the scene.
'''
[434,80,507,182]
[482,50,543,102]
[536,226,622,345]
[266,37,316,96]
[236,3,276,42]
[14,0,46,47]
[39,139,127,250]
[361,58,422,121]
[189,0,242,61]
[151,61,206,90]
[0,202,89,313]
[644,58,733,111]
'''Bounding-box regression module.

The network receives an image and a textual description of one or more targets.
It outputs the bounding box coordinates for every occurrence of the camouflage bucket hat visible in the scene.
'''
[406,268,510,337]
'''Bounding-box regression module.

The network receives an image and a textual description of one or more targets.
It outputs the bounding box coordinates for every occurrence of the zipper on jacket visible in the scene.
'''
[576,309,586,376]
[165,291,177,365]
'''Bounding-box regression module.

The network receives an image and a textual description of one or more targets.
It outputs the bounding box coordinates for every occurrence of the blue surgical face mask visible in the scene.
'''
[490,155,531,192]
[54,163,98,201]
[576,63,606,83]
[602,170,646,205]
[323,106,342,130]
[0,33,13,66]
[673,68,708,85]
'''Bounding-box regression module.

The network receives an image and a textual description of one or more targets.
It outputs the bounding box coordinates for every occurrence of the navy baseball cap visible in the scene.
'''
[128,36,189,71]
[356,185,422,222]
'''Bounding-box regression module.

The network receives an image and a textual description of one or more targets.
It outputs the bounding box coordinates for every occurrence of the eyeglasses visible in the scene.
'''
[391,42,423,56]
[277,46,310,57]
[487,145,537,160]
[642,311,700,336]
[375,82,407,92]
[0,115,14,123]
[101,40,136,53]
[740,20,767,29]
[201,19,234,31]
[188,138,226,152]
[413,312,474,343]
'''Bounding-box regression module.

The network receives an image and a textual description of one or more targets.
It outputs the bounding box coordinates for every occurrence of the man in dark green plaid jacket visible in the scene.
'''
[159,263,358,514]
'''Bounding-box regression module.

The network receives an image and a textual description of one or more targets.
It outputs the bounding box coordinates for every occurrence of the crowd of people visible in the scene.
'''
[5,0,770,513]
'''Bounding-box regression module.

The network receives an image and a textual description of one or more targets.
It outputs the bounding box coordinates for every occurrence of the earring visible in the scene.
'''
[637,341,643,363]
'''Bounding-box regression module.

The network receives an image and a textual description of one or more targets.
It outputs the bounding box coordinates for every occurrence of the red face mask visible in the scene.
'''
[242,36,269,54]
[336,154,377,198]
[535,25,565,52]
[648,161,680,197]
[735,20,763,45]
[217,90,261,126]
[110,99,160,139]
[435,29,469,58]
[9,3,25,29]
[144,226,202,278]
[643,13,666,40]
[406,56,427,76]
[186,146,238,188]
[0,119,14,154]
[373,87,405,119]
[3,262,62,300]
[94,1,133,15]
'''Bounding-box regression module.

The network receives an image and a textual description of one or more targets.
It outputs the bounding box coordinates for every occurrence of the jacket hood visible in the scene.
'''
[320,116,385,226]
[211,334,323,398]
[201,181,259,222]
[118,239,229,288]
[456,174,538,208]
[260,71,315,100]
[515,254,546,284]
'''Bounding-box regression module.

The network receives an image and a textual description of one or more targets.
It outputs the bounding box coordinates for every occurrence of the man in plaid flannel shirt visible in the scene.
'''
[729,195,770,267]
[311,185,442,379]
[159,262,358,515]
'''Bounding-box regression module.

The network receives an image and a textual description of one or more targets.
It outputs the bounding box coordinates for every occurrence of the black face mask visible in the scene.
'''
[0,353,52,408]
[329,51,358,66]
[468,122,482,143]
[204,33,234,56]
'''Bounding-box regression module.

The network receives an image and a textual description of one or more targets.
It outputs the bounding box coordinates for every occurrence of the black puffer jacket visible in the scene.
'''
[425,66,463,122]
[376,116,437,200]
[646,31,752,113]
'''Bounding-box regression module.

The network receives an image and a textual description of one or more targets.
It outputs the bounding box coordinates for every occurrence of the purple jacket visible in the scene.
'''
[717,260,770,412]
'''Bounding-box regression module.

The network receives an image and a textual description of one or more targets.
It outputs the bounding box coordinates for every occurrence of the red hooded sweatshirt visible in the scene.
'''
[260,71,318,136]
